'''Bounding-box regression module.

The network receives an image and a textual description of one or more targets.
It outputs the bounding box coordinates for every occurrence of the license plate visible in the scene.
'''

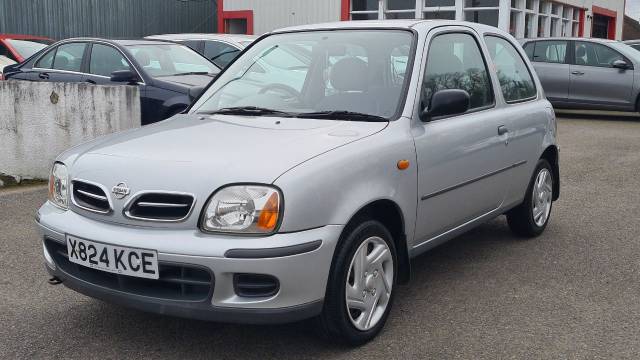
[66,235,159,280]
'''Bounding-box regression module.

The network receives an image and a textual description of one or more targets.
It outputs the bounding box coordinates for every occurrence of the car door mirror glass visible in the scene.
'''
[421,89,470,121]
[110,70,138,83]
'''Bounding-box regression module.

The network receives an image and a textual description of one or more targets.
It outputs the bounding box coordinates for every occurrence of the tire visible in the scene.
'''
[507,159,554,237]
[316,220,397,345]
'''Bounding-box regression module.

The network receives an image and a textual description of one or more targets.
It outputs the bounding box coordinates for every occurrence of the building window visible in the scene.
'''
[385,0,415,18]
[425,11,455,19]
[465,0,499,7]
[351,0,380,19]
[465,10,499,27]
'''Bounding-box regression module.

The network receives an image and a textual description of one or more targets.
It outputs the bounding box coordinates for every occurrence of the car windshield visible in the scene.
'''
[126,43,220,77]
[191,30,414,120]
[6,39,52,58]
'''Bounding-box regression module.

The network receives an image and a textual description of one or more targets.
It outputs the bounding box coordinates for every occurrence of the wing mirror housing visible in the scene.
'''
[611,59,630,70]
[110,70,139,84]
[420,89,470,122]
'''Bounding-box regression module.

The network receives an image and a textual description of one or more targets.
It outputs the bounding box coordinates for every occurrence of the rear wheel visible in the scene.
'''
[507,159,554,237]
[316,220,396,345]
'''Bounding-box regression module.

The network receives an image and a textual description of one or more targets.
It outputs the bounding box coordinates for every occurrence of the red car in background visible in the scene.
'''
[0,34,53,62]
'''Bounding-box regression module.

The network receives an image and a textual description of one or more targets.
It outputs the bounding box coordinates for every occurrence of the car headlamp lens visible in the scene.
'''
[48,162,69,210]
[201,185,282,234]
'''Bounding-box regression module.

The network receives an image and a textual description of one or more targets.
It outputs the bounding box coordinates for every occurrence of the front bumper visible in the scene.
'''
[37,202,343,324]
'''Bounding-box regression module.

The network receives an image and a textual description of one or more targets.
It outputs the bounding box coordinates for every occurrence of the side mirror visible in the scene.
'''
[611,59,630,70]
[188,86,205,102]
[110,70,139,83]
[420,89,470,121]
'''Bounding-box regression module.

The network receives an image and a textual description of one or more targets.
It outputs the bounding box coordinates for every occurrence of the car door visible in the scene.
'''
[85,42,136,85]
[32,42,88,83]
[523,40,570,104]
[203,40,242,68]
[484,34,550,208]
[413,28,511,243]
[569,41,635,110]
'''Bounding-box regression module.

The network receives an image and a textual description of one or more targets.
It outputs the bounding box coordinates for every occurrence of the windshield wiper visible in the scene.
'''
[296,111,389,122]
[171,71,216,76]
[198,106,296,117]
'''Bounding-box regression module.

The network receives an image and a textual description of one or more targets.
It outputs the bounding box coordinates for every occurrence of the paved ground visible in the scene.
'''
[1,116,639,359]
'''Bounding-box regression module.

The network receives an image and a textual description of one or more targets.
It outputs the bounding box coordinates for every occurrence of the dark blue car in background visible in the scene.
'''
[3,38,220,125]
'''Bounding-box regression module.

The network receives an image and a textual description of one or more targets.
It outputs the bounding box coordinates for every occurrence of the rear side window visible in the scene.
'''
[52,42,87,72]
[89,44,131,77]
[422,32,494,111]
[575,42,625,68]
[530,40,567,64]
[485,36,536,103]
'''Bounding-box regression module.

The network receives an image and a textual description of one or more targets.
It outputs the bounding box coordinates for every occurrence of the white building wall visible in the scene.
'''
[226,0,625,40]
[223,0,343,35]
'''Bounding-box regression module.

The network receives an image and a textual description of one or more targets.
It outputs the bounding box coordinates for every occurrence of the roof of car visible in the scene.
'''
[272,20,509,36]
[55,38,177,46]
[0,33,53,41]
[146,33,257,44]
[520,37,619,44]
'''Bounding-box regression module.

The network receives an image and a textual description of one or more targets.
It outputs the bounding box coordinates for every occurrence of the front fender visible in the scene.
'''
[273,118,418,241]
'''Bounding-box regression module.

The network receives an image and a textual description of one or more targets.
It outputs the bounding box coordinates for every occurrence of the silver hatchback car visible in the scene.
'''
[521,37,640,112]
[38,20,559,345]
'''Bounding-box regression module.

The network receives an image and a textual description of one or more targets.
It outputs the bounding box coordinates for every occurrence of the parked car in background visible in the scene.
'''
[3,38,220,124]
[624,40,640,52]
[39,21,559,345]
[145,33,256,68]
[521,38,640,113]
[0,34,54,63]
[0,55,16,79]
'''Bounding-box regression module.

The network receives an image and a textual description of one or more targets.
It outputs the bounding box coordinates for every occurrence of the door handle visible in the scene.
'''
[85,79,96,85]
[498,125,509,135]
[38,73,49,80]
[571,70,584,75]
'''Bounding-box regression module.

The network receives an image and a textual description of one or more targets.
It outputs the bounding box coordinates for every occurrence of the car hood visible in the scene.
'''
[62,114,387,226]
[153,74,216,92]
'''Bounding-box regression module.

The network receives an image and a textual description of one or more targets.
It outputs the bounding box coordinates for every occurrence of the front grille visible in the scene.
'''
[45,239,213,302]
[125,193,194,221]
[72,181,111,213]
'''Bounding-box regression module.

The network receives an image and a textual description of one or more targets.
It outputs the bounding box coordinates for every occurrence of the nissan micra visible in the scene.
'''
[38,20,559,345]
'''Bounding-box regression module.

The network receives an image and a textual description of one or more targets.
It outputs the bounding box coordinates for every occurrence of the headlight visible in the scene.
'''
[201,185,282,234]
[48,162,69,210]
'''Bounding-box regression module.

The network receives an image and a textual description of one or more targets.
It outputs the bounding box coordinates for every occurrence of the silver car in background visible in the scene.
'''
[521,37,640,112]
[38,20,559,345]
[145,33,257,68]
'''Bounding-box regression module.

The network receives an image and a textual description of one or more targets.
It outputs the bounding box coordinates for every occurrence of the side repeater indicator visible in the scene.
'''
[397,160,410,170]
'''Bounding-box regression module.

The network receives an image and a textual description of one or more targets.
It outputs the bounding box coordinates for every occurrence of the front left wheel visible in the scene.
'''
[316,220,397,345]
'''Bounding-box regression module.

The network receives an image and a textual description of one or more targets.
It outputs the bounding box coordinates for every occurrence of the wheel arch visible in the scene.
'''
[540,145,560,201]
[338,199,411,285]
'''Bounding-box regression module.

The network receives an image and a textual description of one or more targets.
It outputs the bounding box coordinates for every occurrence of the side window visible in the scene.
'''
[89,44,131,77]
[523,42,534,61]
[203,41,240,68]
[36,48,56,69]
[422,32,494,111]
[575,42,625,68]
[531,40,567,63]
[52,42,87,72]
[485,36,536,103]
